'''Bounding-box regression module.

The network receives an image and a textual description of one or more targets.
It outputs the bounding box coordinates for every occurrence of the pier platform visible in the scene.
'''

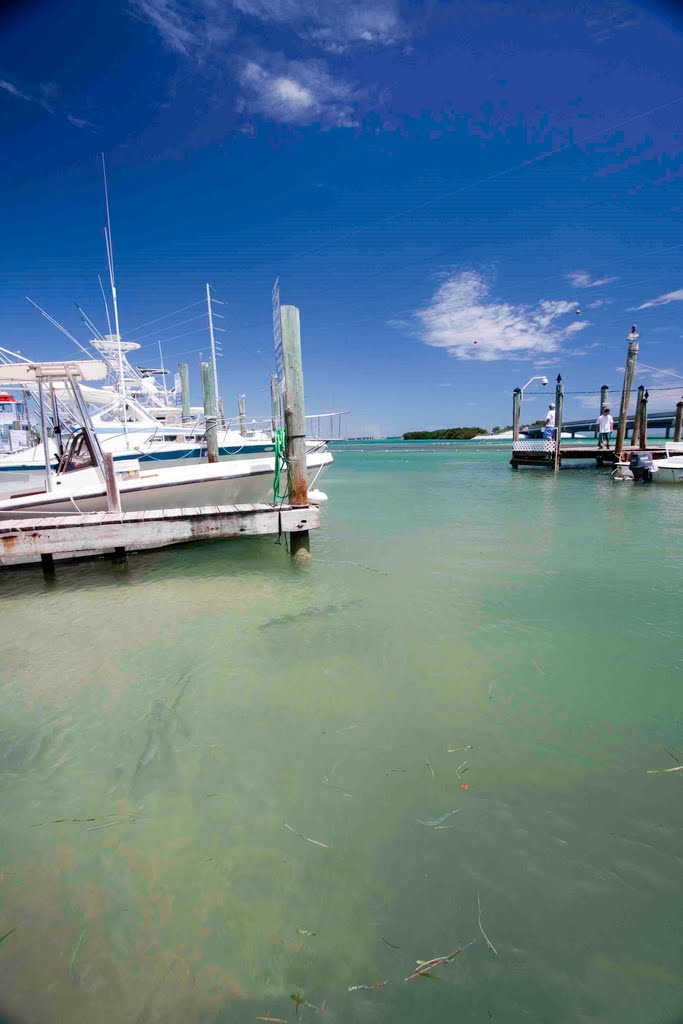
[511,445,668,469]
[0,503,319,569]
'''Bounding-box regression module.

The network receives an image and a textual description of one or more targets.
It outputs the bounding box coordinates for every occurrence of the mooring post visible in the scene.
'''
[217,397,225,430]
[201,362,219,463]
[112,546,128,570]
[512,387,522,443]
[270,373,281,436]
[640,390,648,450]
[40,552,55,579]
[632,385,644,446]
[179,362,191,423]
[598,384,609,438]
[615,328,639,460]
[674,400,683,443]
[280,303,310,561]
[237,394,247,436]
[103,452,122,514]
[553,375,564,472]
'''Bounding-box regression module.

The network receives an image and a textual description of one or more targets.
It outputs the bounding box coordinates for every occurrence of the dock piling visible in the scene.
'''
[640,390,649,450]
[280,304,310,561]
[237,394,247,436]
[40,553,55,579]
[270,374,281,435]
[632,385,644,445]
[512,388,521,444]
[614,328,639,460]
[179,362,191,422]
[201,362,219,463]
[554,375,564,472]
[103,453,122,514]
[674,400,683,443]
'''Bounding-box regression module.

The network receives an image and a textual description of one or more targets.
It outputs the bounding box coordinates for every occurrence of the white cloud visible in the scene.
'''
[0,75,93,128]
[635,288,683,310]
[130,0,235,57]
[231,0,406,51]
[414,271,589,362]
[565,270,619,288]
[237,56,357,126]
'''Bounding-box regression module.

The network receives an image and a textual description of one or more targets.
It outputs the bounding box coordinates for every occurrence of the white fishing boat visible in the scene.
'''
[651,443,683,484]
[0,361,333,519]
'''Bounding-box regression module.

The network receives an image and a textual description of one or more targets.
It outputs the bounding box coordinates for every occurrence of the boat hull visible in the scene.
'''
[0,453,332,518]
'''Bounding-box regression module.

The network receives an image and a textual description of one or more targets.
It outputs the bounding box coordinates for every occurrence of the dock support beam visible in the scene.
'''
[615,329,639,460]
[640,390,648,450]
[512,387,521,443]
[632,385,644,446]
[674,400,683,443]
[270,373,281,435]
[179,362,191,422]
[280,304,310,561]
[554,375,564,472]
[237,394,247,436]
[40,553,55,579]
[201,362,219,463]
[103,453,122,514]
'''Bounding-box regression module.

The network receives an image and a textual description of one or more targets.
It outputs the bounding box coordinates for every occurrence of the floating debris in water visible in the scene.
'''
[69,928,86,980]
[448,745,473,753]
[256,1017,289,1023]
[425,759,435,782]
[382,937,400,949]
[417,808,461,827]
[0,926,17,946]
[348,981,389,991]
[284,823,330,849]
[477,893,498,955]
[646,765,683,774]
[86,818,137,831]
[404,944,473,981]
[297,929,317,937]
[531,660,545,674]
[335,723,359,733]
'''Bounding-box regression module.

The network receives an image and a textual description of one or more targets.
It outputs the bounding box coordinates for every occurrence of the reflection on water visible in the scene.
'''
[0,446,681,1023]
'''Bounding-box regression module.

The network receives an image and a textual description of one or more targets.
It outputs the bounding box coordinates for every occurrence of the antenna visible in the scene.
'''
[98,273,113,338]
[102,152,129,446]
[75,303,105,340]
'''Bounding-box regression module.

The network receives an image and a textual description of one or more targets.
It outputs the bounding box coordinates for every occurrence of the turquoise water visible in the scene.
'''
[1,443,681,1023]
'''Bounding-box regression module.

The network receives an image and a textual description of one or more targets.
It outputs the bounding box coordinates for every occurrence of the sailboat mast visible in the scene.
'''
[102,153,129,446]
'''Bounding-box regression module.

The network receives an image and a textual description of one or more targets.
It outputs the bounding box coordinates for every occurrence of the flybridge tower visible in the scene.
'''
[90,335,168,408]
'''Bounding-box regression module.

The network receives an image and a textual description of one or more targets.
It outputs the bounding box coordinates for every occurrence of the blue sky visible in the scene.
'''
[1,0,682,434]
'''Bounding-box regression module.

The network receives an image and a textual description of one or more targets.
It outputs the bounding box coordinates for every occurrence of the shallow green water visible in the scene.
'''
[1,444,681,1023]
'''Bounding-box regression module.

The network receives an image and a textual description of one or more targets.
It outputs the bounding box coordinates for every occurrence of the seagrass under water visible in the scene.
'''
[0,442,680,1023]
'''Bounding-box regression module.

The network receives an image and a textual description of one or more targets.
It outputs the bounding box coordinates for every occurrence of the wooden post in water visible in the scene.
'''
[553,375,564,472]
[237,394,247,436]
[674,399,683,443]
[632,385,644,446]
[640,390,649,450]
[512,388,522,443]
[270,373,281,435]
[280,303,310,560]
[103,452,122,513]
[598,384,609,438]
[40,553,55,579]
[614,328,639,460]
[201,362,219,463]
[179,362,191,422]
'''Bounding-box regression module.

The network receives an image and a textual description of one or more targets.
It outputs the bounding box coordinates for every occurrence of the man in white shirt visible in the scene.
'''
[596,407,614,449]
[543,403,556,440]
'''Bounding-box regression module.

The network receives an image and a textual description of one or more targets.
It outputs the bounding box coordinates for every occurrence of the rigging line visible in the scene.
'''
[25,297,95,359]
[292,94,683,261]
[131,312,207,344]
[133,326,208,349]
[126,299,205,336]
[636,362,683,381]
[75,304,104,341]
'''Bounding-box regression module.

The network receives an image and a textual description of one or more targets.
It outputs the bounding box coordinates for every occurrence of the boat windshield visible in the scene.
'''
[57,430,96,474]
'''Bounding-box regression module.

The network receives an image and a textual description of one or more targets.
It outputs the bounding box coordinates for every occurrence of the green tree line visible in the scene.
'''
[403,427,486,440]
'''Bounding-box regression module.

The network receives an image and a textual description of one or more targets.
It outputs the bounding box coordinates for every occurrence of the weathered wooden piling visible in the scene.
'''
[270,373,281,434]
[674,400,683,443]
[512,388,522,443]
[103,453,122,514]
[40,552,55,579]
[614,329,639,460]
[237,394,247,436]
[179,362,191,422]
[632,384,645,445]
[554,375,564,472]
[201,362,219,463]
[639,389,649,450]
[280,304,310,561]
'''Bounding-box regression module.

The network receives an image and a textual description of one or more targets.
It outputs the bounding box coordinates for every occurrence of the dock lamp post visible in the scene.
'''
[520,375,548,396]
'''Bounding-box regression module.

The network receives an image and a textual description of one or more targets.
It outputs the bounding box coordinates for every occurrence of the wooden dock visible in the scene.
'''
[0,503,319,570]
[511,444,668,469]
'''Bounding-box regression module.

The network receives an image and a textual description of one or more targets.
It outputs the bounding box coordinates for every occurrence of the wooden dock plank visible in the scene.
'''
[0,504,320,564]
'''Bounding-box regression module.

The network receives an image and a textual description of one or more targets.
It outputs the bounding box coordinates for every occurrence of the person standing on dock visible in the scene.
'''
[596,407,614,450]
[543,403,556,440]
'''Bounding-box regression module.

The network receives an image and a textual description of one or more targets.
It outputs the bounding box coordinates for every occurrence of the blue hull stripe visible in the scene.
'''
[0,443,276,472]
